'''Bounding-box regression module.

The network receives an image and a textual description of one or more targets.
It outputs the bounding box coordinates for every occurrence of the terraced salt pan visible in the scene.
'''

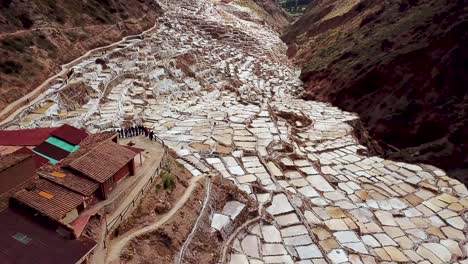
[5,0,468,263]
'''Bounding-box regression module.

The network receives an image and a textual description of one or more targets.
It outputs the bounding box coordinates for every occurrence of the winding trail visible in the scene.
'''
[0,16,161,126]
[105,174,206,264]
[177,176,212,264]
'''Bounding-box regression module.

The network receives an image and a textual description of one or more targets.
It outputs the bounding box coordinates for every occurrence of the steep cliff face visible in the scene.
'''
[283,0,467,176]
[228,0,290,31]
[251,0,291,30]
[0,0,162,110]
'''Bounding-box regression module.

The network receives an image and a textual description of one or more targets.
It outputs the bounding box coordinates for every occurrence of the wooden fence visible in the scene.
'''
[105,146,168,234]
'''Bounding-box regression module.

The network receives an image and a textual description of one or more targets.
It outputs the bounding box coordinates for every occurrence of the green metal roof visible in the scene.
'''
[32,150,58,165]
[46,137,80,153]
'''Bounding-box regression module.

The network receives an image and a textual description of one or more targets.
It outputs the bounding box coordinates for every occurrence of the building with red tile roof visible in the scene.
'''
[37,165,99,197]
[0,208,96,264]
[69,140,136,183]
[6,126,139,228]
[0,150,36,197]
[11,179,85,223]
[0,125,145,264]
[0,125,90,167]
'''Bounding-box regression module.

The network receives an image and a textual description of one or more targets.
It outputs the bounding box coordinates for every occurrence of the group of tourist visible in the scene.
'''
[114,125,157,141]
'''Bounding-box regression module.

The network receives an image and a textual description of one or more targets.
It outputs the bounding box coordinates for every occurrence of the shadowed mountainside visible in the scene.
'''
[251,0,291,30]
[0,0,162,111]
[283,0,468,179]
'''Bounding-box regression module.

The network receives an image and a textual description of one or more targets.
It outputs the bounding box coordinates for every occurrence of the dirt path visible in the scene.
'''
[0,17,161,126]
[105,175,206,264]
[0,24,110,38]
[176,176,212,264]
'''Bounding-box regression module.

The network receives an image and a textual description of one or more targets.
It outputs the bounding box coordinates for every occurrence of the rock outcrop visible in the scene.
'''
[283,0,468,177]
[222,0,290,31]
[251,0,291,31]
[0,0,162,111]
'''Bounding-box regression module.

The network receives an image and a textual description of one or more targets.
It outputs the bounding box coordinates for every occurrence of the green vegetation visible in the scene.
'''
[18,14,34,29]
[66,30,87,42]
[0,34,57,58]
[0,60,22,75]
[34,34,58,57]
[301,0,448,79]
[161,170,175,190]
[0,36,33,52]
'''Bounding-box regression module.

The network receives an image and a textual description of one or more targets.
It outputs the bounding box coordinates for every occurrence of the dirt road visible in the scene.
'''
[0,18,161,126]
[105,175,206,264]
[176,176,212,264]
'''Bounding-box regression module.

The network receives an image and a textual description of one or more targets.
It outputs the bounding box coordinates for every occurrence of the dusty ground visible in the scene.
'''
[114,156,191,236]
[115,173,259,264]
[119,180,206,264]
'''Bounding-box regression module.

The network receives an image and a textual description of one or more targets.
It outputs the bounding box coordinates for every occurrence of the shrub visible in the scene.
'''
[0,60,23,74]
[1,36,33,52]
[1,0,12,8]
[160,171,175,190]
[34,34,57,56]
[18,14,34,29]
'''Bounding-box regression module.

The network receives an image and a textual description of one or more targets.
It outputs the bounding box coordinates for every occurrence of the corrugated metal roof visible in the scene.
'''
[68,141,136,183]
[12,179,84,221]
[0,209,96,264]
[33,142,70,162]
[50,125,88,146]
[0,128,56,146]
[46,137,80,153]
[32,150,59,165]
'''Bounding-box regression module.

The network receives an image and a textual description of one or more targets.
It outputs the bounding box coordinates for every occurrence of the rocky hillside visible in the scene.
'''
[0,0,162,111]
[227,0,290,31]
[251,0,290,30]
[283,0,467,177]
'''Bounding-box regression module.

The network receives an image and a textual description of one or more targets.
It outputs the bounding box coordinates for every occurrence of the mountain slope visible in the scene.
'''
[225,0,290,31]
[250,0,291,30]
[0,0,162,111]
[283,0,468,177]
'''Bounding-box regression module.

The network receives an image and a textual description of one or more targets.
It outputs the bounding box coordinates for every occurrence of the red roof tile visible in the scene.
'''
[38,165,99,196]
[12,179,84,221]
[60,132,117,167]
[68,141,137,183]
[50,124,88,145]
[0,128,56,146]
[70,214,91,238]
